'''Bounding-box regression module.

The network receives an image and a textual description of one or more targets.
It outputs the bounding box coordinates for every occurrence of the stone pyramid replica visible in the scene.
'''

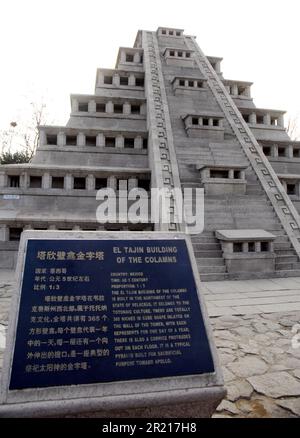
[1,26,300,281]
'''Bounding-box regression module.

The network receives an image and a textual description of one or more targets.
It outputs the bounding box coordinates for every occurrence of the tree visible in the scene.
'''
[0,100,47,164]
[0,149,32,165]
[287,114,300,141]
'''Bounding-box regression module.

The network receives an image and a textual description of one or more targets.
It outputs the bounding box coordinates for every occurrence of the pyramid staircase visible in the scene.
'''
[178,139,300,281]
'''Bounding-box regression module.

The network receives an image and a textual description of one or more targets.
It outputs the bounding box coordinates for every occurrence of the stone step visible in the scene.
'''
[246,182,262,187]
[177,148,212,152]
[212,159,245,164]
[180,177,201,181]
[177,146,211,150]
[233,222,282,230]
[246,186,263,191]
[202,209,276,216]
[204,223,282,231]
[197,264,227,273]
[196,231,215,236]
[273,242,293,249]
[245,192,265,196]
[209,159,247,165]
[191,236,218,243]
[225,269,300,280]
[275,255,299,264]
[203,198,273,205]
[246,189,264,195]
[209,149,245,153]
[234,203,274,209]
[229,197,271,203]
[178,155,212,160]
[202,212,276,219]
[185,198,274,206]
[272,269,300,278]
[202,202,276,210]
[202,196,269,202]
[178,155,212,159]
[179,152,211,156]
[246,179,261,186]
[274,249,296,256]
[181,183,202,188]
[246,177,260,183]
[204,200,274,207]
[276,262,300,270]
[193,250,223,258]
[196,258,225,267]
[204,212,276,219]
[204,224,236,230]
[198,272,229,282]
[180,176,200,182]
[233,216,277,222]
[209,149,245,154]
[209,160,247,165]
[192,243,220,250]
[202,205,272,212]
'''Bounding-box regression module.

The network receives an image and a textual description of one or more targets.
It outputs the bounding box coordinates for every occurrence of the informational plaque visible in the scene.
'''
[9,238,214,390]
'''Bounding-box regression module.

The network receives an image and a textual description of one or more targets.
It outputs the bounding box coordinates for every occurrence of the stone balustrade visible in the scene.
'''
[259,141,300,159]
[240,108,285,128]
[216,229,276,274]
[196,164,248,195]
[171,76,206,95]
[157,27,184,37]
[96,69,145,88]
[71,96,146,117]
[207,57,223,75]
[182,113,224,140]
[223,80,252,99]
[278,174,300,197]
[163,47,194,67]
[0,167,151,192]
[116,48,144,70]
[0,221,153,247]
[39,129,148,150]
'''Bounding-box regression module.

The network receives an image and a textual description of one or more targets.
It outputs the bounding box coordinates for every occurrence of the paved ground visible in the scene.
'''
[0,270,300,417]
[203,277,300,316]
[204,277,300,417]
[210,312,300,417]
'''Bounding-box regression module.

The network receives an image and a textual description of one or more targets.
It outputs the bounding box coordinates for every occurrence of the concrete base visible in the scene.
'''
[165,58,194,68]
[0,230,226,418]
[203,179,246,195]
[224,253,275,274]
[186,127,224,141]
[0,385,226,418]
[174,88,207,99]
[0,251,17,270]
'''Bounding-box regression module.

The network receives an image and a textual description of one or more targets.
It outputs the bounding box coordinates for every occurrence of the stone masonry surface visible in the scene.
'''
[0,270,299,418]
[1,26,300,283]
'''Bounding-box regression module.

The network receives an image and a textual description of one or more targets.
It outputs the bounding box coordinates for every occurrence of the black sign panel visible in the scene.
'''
[9,239,214,390]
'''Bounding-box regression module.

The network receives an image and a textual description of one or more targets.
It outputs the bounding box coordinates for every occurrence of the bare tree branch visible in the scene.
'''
[0,99,48,162]
[287,114,300,141]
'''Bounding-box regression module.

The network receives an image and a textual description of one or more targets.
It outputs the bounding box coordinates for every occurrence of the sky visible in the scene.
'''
[0,0,299,140]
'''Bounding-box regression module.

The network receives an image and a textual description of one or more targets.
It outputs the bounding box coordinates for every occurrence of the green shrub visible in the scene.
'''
[0,150,32,164]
